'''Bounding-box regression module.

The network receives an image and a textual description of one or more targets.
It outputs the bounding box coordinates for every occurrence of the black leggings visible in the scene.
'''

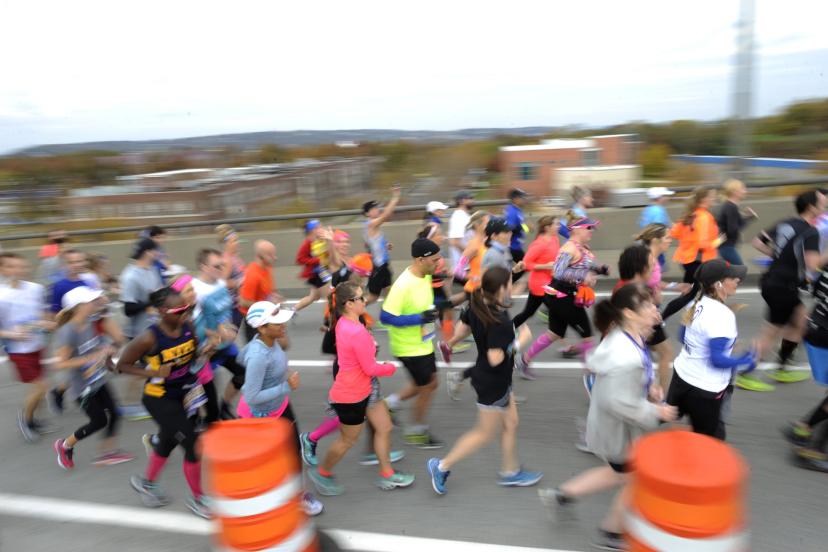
[203,380,220,425]
[512,293,545,328]
[211,349,246,390]
[667,371,727,440]
[74,384,119,441]
[143,394,199,462]
[279,404,302,466]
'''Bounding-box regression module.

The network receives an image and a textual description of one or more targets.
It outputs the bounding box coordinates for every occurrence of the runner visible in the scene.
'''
[190,249,247,420]
[514,216,609,381]
[570,186,594,219]
[424,200,449,232]
[363,186,401,305]
[667,259,756,440]
[539,284,677,552]
[294,220,338,312]
[783,267,828,472]
[215,224,246,328]
[381,238,444,448]
[52,286,134,469]
[117,287,211,519]
[481,217,525,277]
[418,225,455,344]
[49,249,95,317]
[639,187,674,268]
[504,188,530,282]
[309,282,414,495]
[447,190,475,274]
[0,253,56,442]
[717,179,758,266]
[427,267,542,495]
[35,230,69,287]
[239,239,280,342]
[329,230,355,287]
[237,301,324,515]
[752,190,826,386]
[512,215,561,331]
[140,226,170,283]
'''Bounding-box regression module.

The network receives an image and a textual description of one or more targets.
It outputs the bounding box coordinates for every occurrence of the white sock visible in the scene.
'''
[385,394,402,410]
[438,460,449,472]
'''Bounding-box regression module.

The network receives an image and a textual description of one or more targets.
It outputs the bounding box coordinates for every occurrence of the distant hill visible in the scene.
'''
[13,127,560,156]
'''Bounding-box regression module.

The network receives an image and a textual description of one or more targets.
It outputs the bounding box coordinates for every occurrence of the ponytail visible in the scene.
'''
[593,300,619,337]
[469,266,511,327]
[593,283,653,337]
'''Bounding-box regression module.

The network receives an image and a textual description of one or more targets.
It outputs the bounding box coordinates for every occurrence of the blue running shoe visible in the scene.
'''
[427,458,450,495]
[497,468,543,487]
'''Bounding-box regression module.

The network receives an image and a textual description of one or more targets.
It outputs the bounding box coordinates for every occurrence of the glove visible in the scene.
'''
[592,264,610,276]
[434,296,453,311]
[420,308,438,324]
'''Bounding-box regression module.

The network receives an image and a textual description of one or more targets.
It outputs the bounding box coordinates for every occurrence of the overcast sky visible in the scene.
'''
[0,0,826,153]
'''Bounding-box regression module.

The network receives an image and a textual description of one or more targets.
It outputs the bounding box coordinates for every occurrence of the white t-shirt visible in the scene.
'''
[673,296,736,393]
[191,277,227,318]
[448,208,472,266]
[0,280,47,353]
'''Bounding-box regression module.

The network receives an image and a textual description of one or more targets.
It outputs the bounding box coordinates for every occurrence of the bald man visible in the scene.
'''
[239,240,281,342]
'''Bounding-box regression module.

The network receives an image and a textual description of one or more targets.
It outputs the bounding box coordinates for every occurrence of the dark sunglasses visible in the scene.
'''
[348,295,366,303]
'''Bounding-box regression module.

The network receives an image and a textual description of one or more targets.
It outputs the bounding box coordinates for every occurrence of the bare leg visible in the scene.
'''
[439,409,502,470]
[412,376,438,426]
[320,423,364,472]
[294,286,322,312]
[559,466,624,498]
[24,378,48,421]
[651,340,674,391]
[365,403,393,474]
[600,482,630,534]
[500,395,520,474]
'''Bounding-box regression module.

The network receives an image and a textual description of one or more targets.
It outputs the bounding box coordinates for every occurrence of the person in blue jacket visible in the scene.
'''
[504,188,530,282]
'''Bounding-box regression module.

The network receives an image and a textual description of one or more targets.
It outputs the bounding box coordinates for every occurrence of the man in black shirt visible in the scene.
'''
[751,190,827,385]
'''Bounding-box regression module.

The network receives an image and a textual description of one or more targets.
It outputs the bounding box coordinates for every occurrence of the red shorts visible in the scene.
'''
[8,351,44,383]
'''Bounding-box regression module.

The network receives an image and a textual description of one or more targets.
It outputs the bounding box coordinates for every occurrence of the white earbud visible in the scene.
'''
[716,281,723,288]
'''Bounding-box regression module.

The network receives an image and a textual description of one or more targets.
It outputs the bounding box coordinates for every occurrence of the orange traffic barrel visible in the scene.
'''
[626,430,749,551]
[202,418,318,552]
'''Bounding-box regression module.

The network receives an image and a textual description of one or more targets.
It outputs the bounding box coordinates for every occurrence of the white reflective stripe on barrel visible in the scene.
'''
[214,521,316,552]
[210,474,302,518]
[625,509,749,552]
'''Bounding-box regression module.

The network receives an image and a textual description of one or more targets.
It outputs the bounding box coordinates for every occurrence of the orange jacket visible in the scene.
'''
[670,208,719,264]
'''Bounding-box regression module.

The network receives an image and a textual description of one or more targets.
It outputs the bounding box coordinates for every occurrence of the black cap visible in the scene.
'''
[131,237,159,260]
[485,217,511,236]
[508,188,529,200]
[694,259,747,287]
[362,200,380,214]
[411,238,440,258]
[454,189,473,201]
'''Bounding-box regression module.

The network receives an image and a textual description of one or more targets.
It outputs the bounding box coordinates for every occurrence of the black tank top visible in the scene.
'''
[142,323,198,400]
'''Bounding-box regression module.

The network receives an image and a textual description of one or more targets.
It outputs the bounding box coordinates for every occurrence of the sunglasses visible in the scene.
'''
[165,304,192,315]
[349,296,366,303]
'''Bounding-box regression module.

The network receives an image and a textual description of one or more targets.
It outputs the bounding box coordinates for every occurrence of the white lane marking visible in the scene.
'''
[0,493,578,552]
[288,360,803,372]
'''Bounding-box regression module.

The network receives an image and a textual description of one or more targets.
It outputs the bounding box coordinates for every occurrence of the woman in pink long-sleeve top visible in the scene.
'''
[308,282,416,496]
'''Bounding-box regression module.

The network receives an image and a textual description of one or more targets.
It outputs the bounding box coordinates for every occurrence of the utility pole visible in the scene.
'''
[730,0,755,178]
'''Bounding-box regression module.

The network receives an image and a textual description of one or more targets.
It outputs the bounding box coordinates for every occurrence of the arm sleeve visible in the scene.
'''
[380,310,423,327]
[708,337,753,370]
[123,301,148,317]
[241,353,290,404]
[553,252,589,284]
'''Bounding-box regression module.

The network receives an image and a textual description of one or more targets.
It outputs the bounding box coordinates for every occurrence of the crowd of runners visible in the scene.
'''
[1,182,828,551]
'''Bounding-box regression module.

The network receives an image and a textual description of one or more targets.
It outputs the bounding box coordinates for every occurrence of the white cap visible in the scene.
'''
[61,286,104,310]
[426,201,449,213]
[245,301,294,328]
[647,187,675,200]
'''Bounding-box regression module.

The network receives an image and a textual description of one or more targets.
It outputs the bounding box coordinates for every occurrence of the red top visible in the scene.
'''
[331,317,396,403]
[238,262,273,315]
[524,235,560,296]
[295,238,320,280]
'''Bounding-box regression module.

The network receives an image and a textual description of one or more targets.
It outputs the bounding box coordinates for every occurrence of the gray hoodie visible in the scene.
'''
[585,328,661,465]
[238,337,290,415]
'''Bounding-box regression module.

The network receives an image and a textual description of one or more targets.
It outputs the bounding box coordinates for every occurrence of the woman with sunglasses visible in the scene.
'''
[309,282,414,495]
[116,287,211,519]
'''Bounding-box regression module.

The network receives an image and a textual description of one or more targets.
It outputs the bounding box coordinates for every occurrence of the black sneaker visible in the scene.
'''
[30,420,59,435]
[591,530,626,551]
[47,388,65,415]
[417,433,445,450]
[18,410,38,443]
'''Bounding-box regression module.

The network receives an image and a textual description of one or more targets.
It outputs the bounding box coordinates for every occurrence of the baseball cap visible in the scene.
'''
[305,219,321,233]
[333,229,349,242]
[454,190,473,201]
[508,188,529,200]
[694,259,747,287]
[348,253,374,277]
[411,238,440,258]
[362,200,380,214]
[426,201,450,213]
[568,217,600,230]
[245,301,294,328]
[61,286,104,310]
[647,187,675,200]
[131,237,159,260]
[485,217,511,236]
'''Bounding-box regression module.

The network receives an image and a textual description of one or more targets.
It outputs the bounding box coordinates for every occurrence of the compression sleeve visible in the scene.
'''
[380,310,423,327]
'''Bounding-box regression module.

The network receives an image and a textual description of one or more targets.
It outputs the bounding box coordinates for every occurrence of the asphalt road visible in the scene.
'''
[0,289,826,552]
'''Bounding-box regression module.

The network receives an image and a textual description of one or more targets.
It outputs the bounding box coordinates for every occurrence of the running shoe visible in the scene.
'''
[130,475,171,507]
[518,359,537,381]
[591,530,627,551]
[18,410,38,443]
[404,432,444,449]
[47,388,65,415]
[300,432,318,467]
[446,370,464,401]
[782,422,813,447]
[538,487,577,509]
[561,346,579,359]
[30,419,58,435]
[54,439,75,470]
[437,341,452,363]
[186,495,211,519]
[301,492,324,516]
[766,368,811,384]
[497,468,543,487]
[796,448,828,473]
[734,373,775,392]
[359,450,405,465]
[426,458,450,495]
[451,342,472,354]
[119,404,152,421]
[535,309,549,323]
[308,469,344,496]
[513,354,529,377]
[141,433,157,458]
[376,471,415,490]
[93,450,136,466]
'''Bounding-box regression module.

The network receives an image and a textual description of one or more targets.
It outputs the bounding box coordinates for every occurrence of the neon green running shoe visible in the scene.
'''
[734,373,775,392]
[766,369,811,384]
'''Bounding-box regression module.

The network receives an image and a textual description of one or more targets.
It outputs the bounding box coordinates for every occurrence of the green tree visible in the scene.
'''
[639,144,673,177]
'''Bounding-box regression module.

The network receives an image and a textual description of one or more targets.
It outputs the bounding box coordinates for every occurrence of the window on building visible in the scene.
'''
[580,149,601,167]
[514,162,538,181]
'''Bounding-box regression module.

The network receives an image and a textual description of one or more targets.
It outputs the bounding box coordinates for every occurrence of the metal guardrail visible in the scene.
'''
[1,177,825,243]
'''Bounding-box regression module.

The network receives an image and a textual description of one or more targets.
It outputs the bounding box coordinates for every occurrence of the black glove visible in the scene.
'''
[420,308,438,324]
[434,296,453,311]
[592,264,610,276]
